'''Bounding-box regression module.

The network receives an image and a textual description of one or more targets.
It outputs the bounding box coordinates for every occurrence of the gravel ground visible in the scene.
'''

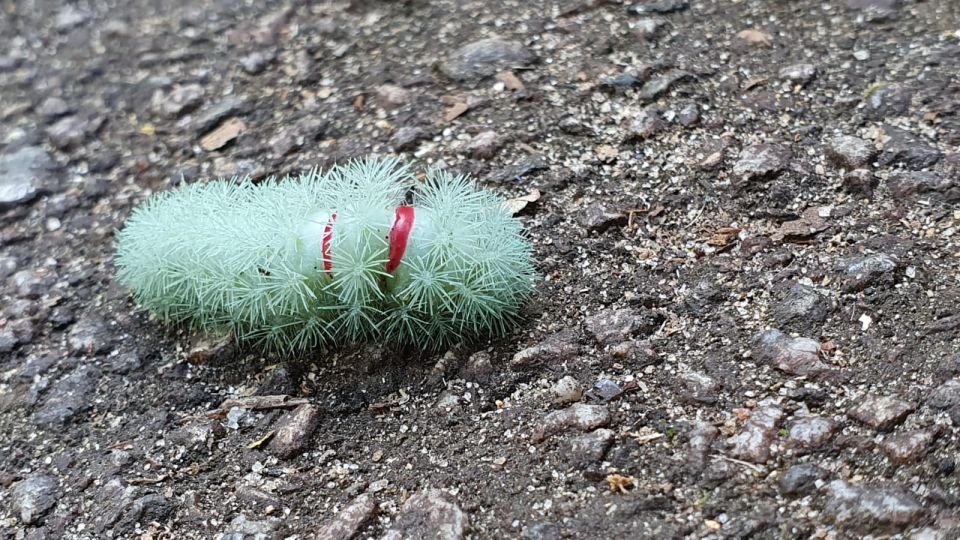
[2,0,960,538]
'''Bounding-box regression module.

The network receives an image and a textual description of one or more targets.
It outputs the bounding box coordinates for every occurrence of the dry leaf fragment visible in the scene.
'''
[444,101,470,122]
[200,117,246,151]
[496,70,525,91]
[606,474,636,494]
[736,29,773,47]
[504,189,541,215]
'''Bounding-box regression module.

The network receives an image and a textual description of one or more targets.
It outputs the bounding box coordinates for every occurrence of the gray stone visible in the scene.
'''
[728,400,784,463]
[552,375,584,404]
[864,84,910,120]
[240,50,275,75]
[584,307,655,345]
[686,422,719,472]
[732,144,791,182]
[847,394,915,431]
[33,366,100,427]
[881,428,938,464]
[843,169,879,198]
[12,475,60,525]
[390,126,431,152]
[578,205,627,233]
[633,18,664,40]
[151,84,204,117]
[440,38,536,81]
[382,489,467,540]
[627,0,689,15]
[771,283,832,333]
[190,97,247,134]
[788,416,837,449]
[841,254,898,293]
[0,146,58,208]
[267,403,321,458]
[779,463,828,496]
[46,115,103,150]
[626,107,664,140]
[887,171,953,199]
[751,329,831,377]
[533,403,611,442]
[67,312,112,354]
[826,135,876,169]
[824,480,926,535]
[682,371,719,404]
[316,494,377,540]
[221,513,281,539]
[466,130,501,160]
[927,379,960,409]
[590,378,623,402]
[564,428,615,466]
[879,125,942,169]
[511,328,580,368]
[11,268,56,299]
[54,5,88,31]
[37,97,70,120]
[779,63,816,84]
[677,103,700,126]
[639,69,693,100]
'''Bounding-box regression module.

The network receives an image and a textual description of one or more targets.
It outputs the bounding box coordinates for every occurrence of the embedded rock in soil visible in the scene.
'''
[927,379,960,409]
[67,312,112,354]
[626,107,664,140]
[584,307,659,345]
[686,422,719,472]
[847,394,915,431]
[0,146,59,208]
[578,204,626,232]
[316,494,377,540]
[552,375,585,404]
[46,115,103,150]
[33,366,100,427]
[220,514,281,539]
[824,480,926,535]
[787,415,837,449]
[12,475,60,525]
[826,135,876,169]
[533,403,611,442]
[466,130,501,160]
[770,283,832,333]
[267,403,321,459]
[840,253,898,293]
[880,428,939,464]
[382,489,468,540]
[779,63,816,84]
[842,169,878,198]
[390,126,432,152]
[439,38,536,81]
[682,370,719,404]
[863,83,910,120]
[151,84,204,117]
[727,400,785,463]
[886,171,954,199]
[638,69,692,100]
[732,144,791,183]
[511,328,580,368]
[779,463,829,496]
[879,125,942,169]
[564,428,615,467]
[626,0,689,15]
[751,329,831,377]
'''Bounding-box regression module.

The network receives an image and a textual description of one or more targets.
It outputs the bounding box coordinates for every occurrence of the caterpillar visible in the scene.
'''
[114,158,536,352]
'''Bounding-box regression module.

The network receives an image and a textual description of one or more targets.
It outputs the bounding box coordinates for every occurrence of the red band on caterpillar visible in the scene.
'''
[387,206,415,273]
[322,212,337,277]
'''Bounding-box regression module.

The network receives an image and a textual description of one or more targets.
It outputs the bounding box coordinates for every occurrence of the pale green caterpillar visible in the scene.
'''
[115,158,535,352]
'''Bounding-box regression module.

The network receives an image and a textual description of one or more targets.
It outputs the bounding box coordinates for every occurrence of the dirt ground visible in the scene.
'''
[2,0,960,538]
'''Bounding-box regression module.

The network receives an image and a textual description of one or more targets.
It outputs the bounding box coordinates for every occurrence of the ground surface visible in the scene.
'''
[2,0,960,538]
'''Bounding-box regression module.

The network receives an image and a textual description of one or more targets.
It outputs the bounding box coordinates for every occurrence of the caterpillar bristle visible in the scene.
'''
[115,158,536,353]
